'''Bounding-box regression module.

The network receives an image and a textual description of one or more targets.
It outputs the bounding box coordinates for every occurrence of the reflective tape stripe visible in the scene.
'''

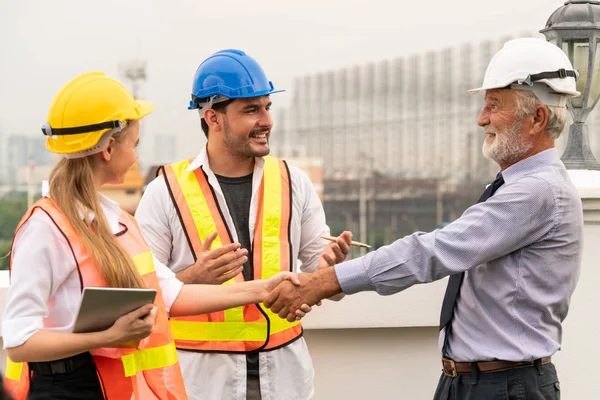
[132,252,155,276]
[261,157,283,279]
[171,161,224,251]
[170,309,299,340]
[5,358,22,381]
[170,320,267,341]
[265,308,301,334]
[121,341,178,378]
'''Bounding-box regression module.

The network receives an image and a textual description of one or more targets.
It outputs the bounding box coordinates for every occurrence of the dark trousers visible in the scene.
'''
[433,361,560,400]
[27,358,104,400]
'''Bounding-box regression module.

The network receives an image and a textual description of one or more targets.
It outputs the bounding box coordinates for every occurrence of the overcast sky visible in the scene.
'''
[0,0,561,157]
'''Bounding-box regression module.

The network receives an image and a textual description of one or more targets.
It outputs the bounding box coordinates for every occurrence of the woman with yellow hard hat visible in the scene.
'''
[1,72,310,400]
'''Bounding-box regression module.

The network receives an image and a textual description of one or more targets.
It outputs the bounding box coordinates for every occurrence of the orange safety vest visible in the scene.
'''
[4,197,187,400]
[161,156,302,353]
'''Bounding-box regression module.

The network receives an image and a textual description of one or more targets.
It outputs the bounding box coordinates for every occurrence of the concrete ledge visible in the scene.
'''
[0,271,446,332]
[302,278,446,329]
[582,197,600,224]
[568,170,600,200]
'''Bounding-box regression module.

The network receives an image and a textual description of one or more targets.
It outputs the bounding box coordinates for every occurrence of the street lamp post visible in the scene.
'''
[541,0,600,170]
[539,5,600,400]
[358,152,374,256]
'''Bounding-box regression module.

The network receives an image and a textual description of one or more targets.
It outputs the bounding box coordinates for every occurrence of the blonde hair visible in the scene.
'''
[513,90,569,140]
[48,129,145,289]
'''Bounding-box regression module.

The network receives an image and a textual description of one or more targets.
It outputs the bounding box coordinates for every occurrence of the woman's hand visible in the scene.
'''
[104,304,157,346]
[6,304,158,362]
[294,304,313,320]
[263,272,300,295]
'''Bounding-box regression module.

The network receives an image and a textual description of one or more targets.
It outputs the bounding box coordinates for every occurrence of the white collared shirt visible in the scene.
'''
[2,193,184,349]
[135,147,330,400]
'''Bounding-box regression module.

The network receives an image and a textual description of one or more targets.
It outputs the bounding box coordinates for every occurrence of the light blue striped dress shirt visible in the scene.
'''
[335,148,582,361]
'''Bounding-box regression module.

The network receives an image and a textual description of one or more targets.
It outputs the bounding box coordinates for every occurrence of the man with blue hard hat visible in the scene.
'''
[136,49,350,399]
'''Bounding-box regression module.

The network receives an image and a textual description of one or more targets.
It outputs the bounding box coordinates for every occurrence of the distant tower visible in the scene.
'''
[119,61,151,166]
[119,60,147,99]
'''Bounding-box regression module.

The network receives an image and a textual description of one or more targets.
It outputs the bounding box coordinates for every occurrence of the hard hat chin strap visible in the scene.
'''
[41,120,125,137]
[517,68,579,87]
[191,94,231,111]
[511,68,578,107]
[62,128,121,159]
[43,120,130,159]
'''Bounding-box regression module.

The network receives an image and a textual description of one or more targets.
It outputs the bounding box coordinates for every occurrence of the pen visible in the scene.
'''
[320,235,371,249]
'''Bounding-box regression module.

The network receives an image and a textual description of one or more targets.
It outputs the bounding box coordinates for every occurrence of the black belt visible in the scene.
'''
[29,352,94,375]
[442,357,552,377]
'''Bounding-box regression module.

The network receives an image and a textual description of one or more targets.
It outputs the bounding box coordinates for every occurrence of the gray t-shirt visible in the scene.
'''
[215,173,260,379]
[215,173,254,281]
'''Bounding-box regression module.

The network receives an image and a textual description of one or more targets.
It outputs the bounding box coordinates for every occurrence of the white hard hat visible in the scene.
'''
[469,38,580,107]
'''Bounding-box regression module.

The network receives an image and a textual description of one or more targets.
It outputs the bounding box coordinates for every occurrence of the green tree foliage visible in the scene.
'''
[0,193,28,270]
[0,240,11,270]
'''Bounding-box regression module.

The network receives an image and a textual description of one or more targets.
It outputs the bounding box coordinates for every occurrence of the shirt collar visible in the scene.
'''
[184,144,266,174]
[500,148,560,184]
[98,192,122,233]
[80,193,121,234]
[185,147,208,172]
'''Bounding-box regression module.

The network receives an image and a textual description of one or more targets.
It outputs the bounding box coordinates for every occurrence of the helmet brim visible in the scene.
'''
[468,87,487,95]
[233,89,285,99]
[134,99,155,119]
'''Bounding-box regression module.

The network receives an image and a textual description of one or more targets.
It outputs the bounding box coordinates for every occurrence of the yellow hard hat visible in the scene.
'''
[43,71,154,157]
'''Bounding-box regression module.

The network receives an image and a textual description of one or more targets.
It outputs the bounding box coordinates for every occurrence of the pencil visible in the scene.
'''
[320,235,372,249]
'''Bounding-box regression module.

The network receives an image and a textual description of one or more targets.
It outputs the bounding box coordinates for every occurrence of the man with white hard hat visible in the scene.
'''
[263,37,583,399]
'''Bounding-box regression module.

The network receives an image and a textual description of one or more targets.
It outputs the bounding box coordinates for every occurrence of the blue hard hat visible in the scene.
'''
[188,49,284,110]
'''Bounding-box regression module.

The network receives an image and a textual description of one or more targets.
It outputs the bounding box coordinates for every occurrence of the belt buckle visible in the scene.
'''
[442,357,457,378]
[49,361,68,374]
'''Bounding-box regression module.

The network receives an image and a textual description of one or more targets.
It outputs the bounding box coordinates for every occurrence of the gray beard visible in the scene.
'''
[482,119,532,166]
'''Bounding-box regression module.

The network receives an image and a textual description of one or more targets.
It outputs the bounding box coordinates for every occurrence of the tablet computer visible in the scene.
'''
[73,287,157,334]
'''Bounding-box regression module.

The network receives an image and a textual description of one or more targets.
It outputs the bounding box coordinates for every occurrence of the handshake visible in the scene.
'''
[261,231,353,322]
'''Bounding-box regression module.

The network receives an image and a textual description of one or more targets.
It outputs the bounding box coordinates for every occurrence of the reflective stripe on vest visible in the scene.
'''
[5,198,187,400]
[122,341,178,377]
[4,358,27,400]
[5,358,21,381]
[163,156,302,352]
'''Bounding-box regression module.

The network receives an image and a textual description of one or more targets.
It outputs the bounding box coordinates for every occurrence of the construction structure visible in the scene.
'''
[100,161,145,214]
[97,60,150,214]
[271,34,600,247]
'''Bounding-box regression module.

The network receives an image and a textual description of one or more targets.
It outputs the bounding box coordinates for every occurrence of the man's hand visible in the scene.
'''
[176,232,247,284]
[317,231,352,301]
[264,268,343,322]
[261,272,315,320]
[318,231,353,270]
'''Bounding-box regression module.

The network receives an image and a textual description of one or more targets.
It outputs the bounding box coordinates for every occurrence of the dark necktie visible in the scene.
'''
[439,173,505,349]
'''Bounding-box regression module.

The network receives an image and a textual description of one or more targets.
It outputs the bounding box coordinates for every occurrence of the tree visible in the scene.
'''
[0,241,11,270]
[0,195,28,240]
[0,193,28,270]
